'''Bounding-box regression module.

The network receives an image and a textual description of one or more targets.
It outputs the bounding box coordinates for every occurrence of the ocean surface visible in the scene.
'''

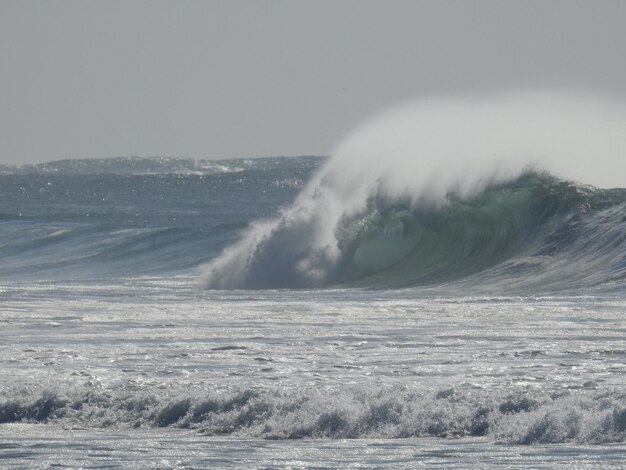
[1,155,626,468]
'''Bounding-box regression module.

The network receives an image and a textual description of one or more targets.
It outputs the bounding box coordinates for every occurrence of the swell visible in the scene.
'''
[0,159,320,280]
[0,223,238,279]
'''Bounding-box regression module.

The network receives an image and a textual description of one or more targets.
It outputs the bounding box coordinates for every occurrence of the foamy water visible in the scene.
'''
[1,280,626,467]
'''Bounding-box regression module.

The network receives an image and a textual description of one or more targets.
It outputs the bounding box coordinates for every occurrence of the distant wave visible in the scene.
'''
[2,384,626,444]
[0,155,323,176]
[202,93,626,292]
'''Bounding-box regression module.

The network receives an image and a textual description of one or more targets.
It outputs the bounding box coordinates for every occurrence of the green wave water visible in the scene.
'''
[205,172,626,292]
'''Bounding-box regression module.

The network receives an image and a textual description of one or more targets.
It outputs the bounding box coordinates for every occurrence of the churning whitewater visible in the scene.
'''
[202,93,626,291]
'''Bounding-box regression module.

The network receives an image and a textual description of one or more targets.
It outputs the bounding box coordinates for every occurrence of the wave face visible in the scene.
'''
[202,93,626,292]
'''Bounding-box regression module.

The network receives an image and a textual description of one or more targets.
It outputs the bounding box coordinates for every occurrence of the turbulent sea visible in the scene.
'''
[1,154,626,468]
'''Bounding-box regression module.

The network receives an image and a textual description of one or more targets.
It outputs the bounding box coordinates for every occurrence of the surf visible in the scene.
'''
[201,92,626,291]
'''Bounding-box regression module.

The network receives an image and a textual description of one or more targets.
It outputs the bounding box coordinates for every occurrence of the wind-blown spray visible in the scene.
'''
[201,92,626,289]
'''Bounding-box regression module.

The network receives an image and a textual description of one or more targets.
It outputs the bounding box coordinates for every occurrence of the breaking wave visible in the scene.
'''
[2,385,626,445]
[202,93,626,291]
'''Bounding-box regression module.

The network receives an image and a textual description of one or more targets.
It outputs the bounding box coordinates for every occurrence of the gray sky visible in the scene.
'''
[1,0,625,164]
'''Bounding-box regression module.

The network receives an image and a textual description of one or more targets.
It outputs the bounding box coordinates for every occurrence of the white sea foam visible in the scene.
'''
[3,384,626,444]
[2,282,625,447]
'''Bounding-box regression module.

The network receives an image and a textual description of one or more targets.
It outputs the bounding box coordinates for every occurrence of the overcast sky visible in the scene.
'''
[1,0,625,164]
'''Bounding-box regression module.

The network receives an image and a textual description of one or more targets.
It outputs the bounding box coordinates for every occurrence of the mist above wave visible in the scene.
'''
[328,92,626,198]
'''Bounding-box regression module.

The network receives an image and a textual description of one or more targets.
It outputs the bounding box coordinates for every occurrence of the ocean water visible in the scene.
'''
[1,154,626,468]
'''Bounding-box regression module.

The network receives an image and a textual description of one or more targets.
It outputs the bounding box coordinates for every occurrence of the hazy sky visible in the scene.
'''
[1,0,625,164]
